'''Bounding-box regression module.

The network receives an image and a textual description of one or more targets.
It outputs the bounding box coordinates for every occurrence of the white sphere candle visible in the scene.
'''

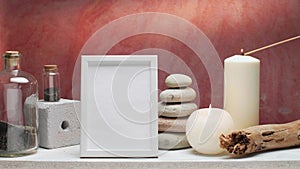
[224,55,260,130]
[186,105,234,155]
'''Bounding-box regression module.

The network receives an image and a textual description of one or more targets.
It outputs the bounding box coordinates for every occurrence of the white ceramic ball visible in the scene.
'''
[186,107,234,155]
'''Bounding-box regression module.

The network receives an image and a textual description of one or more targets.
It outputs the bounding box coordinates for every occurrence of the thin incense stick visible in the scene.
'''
[241,35,300,55]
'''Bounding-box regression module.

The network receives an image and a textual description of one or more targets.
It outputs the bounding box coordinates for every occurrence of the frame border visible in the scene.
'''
[80,55,158,157]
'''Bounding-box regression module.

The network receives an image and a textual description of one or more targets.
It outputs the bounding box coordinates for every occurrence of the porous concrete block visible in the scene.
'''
[38,99,80,149]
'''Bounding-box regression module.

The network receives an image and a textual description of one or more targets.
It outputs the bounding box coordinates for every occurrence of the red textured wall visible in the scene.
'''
[0,0,299,124]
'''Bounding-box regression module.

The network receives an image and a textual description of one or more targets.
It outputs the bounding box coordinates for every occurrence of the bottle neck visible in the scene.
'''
[4,58,20,71]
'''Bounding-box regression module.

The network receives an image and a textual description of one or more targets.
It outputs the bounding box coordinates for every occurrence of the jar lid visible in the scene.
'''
[3,51,21,58]
[44,65,58,71]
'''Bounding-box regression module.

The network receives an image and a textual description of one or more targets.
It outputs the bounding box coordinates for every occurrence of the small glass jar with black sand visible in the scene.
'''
[43,65,60,102]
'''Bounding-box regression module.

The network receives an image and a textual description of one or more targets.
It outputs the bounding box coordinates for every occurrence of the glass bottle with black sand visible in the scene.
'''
[0,51,38,157]
[43,65,60,102]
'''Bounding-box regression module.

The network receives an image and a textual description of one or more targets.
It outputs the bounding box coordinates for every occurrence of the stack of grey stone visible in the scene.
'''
[158,74,197,150]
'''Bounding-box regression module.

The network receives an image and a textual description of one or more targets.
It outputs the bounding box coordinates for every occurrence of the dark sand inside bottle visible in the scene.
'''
[0,121,37,157]
[44,87,60,102]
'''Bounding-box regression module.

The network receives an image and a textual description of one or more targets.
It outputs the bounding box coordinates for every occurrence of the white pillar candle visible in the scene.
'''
[224,55,260,130]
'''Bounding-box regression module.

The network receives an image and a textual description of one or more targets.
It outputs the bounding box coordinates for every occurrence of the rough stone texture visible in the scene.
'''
[158,117,188,133]
[159,102,197,117]
[38,99,80,149]
[158,132,190,150]
[165,74,192,88]
[160,87,196,103]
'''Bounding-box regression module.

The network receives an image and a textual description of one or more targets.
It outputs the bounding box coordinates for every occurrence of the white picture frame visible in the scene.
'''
[80,55,158,157]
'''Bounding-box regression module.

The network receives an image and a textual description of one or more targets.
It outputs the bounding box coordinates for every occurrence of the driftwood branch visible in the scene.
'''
[220,120,300,155]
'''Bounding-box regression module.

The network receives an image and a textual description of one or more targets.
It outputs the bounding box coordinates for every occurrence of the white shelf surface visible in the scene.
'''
[0,145,299,169]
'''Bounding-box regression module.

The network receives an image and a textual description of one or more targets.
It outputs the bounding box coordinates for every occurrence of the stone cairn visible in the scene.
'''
[158,74,198,150]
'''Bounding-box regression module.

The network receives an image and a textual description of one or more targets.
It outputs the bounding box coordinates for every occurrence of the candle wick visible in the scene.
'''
[243,35,300,55]
[240,49,245,55]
